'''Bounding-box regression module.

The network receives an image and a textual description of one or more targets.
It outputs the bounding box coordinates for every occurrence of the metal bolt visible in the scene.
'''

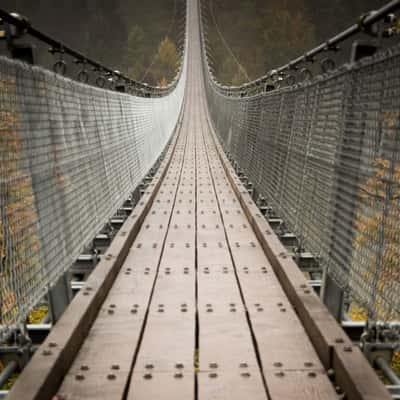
[335,386,344,394]
[209,363,218,369]
[81,365,89,371]
[174,372,183,379]
[335,338,344,344]
[143,373,153,380]
[344,346,353,352]
[275,371,285,377]
[241,372,251,378]
[304,362,314,367]
[49,342,57,348]
[131,309,137,314]
[273,362,283,367]
[75,374,85,381]
[209,372,218,378]
[111,365,120,370]
[308,372,317,378]
[175,363,184,369]
[107,374,116,380]
[42,350,52,356]
[240,363,248,368]
[145,364,154,369]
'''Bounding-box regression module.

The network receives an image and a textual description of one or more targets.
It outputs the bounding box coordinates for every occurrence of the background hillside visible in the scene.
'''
[1,0,388,85]
[204,0,387,85]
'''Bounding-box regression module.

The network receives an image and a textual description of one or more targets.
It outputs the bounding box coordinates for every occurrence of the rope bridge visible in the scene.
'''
[0,0,399,398]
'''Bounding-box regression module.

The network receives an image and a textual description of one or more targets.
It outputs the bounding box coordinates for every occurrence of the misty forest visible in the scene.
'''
[2,0,387,85]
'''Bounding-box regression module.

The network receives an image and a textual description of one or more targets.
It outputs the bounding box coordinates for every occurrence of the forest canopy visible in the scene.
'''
[1,0,183,85]
[204,0,387,85]
[1,0,388,85]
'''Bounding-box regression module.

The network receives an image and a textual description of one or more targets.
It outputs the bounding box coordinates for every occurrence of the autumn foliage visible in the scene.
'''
[0,78,42,325]
[352,113,400,320]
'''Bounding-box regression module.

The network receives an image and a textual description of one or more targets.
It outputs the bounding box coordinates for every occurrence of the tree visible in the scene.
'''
[150,36,179,84]
[123,25,146,79]
[0,78,42,325]
[352,120,400,321]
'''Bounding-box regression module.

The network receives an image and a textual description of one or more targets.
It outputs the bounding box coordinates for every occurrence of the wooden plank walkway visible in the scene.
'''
[8,1,392,400]
[55,3,337,397]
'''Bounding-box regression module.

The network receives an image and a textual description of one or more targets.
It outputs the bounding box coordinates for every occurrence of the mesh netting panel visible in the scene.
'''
[0,54,186,329]
[204,45,400,320]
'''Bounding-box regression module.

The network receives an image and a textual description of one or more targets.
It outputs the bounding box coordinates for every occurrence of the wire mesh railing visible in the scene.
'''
[200,0,400,321]
[0,7,187,332]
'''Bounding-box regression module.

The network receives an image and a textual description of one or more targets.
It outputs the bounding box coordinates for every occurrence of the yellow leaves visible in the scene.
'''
[0,78,16,94]
[158,37,179,71]
[28,305,49,324]
[382,111,400,130]
[0,373,19,391]
[158,77,168,88]
[348,304,368,321]
[359,158,400,204]
[353,156,400,319]
[392,352,400,377]
[0,77,42,326]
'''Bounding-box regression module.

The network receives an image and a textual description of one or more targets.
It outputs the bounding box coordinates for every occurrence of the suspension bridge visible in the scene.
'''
[0,0,399,399]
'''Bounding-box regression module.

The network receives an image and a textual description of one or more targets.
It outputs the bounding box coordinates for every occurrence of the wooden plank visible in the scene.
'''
[264,370,337,400]
[333,345,392,400]
[133,310,195,373]
[129,372,194,400]
[196,112,268,400]
[198,370,267,400]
